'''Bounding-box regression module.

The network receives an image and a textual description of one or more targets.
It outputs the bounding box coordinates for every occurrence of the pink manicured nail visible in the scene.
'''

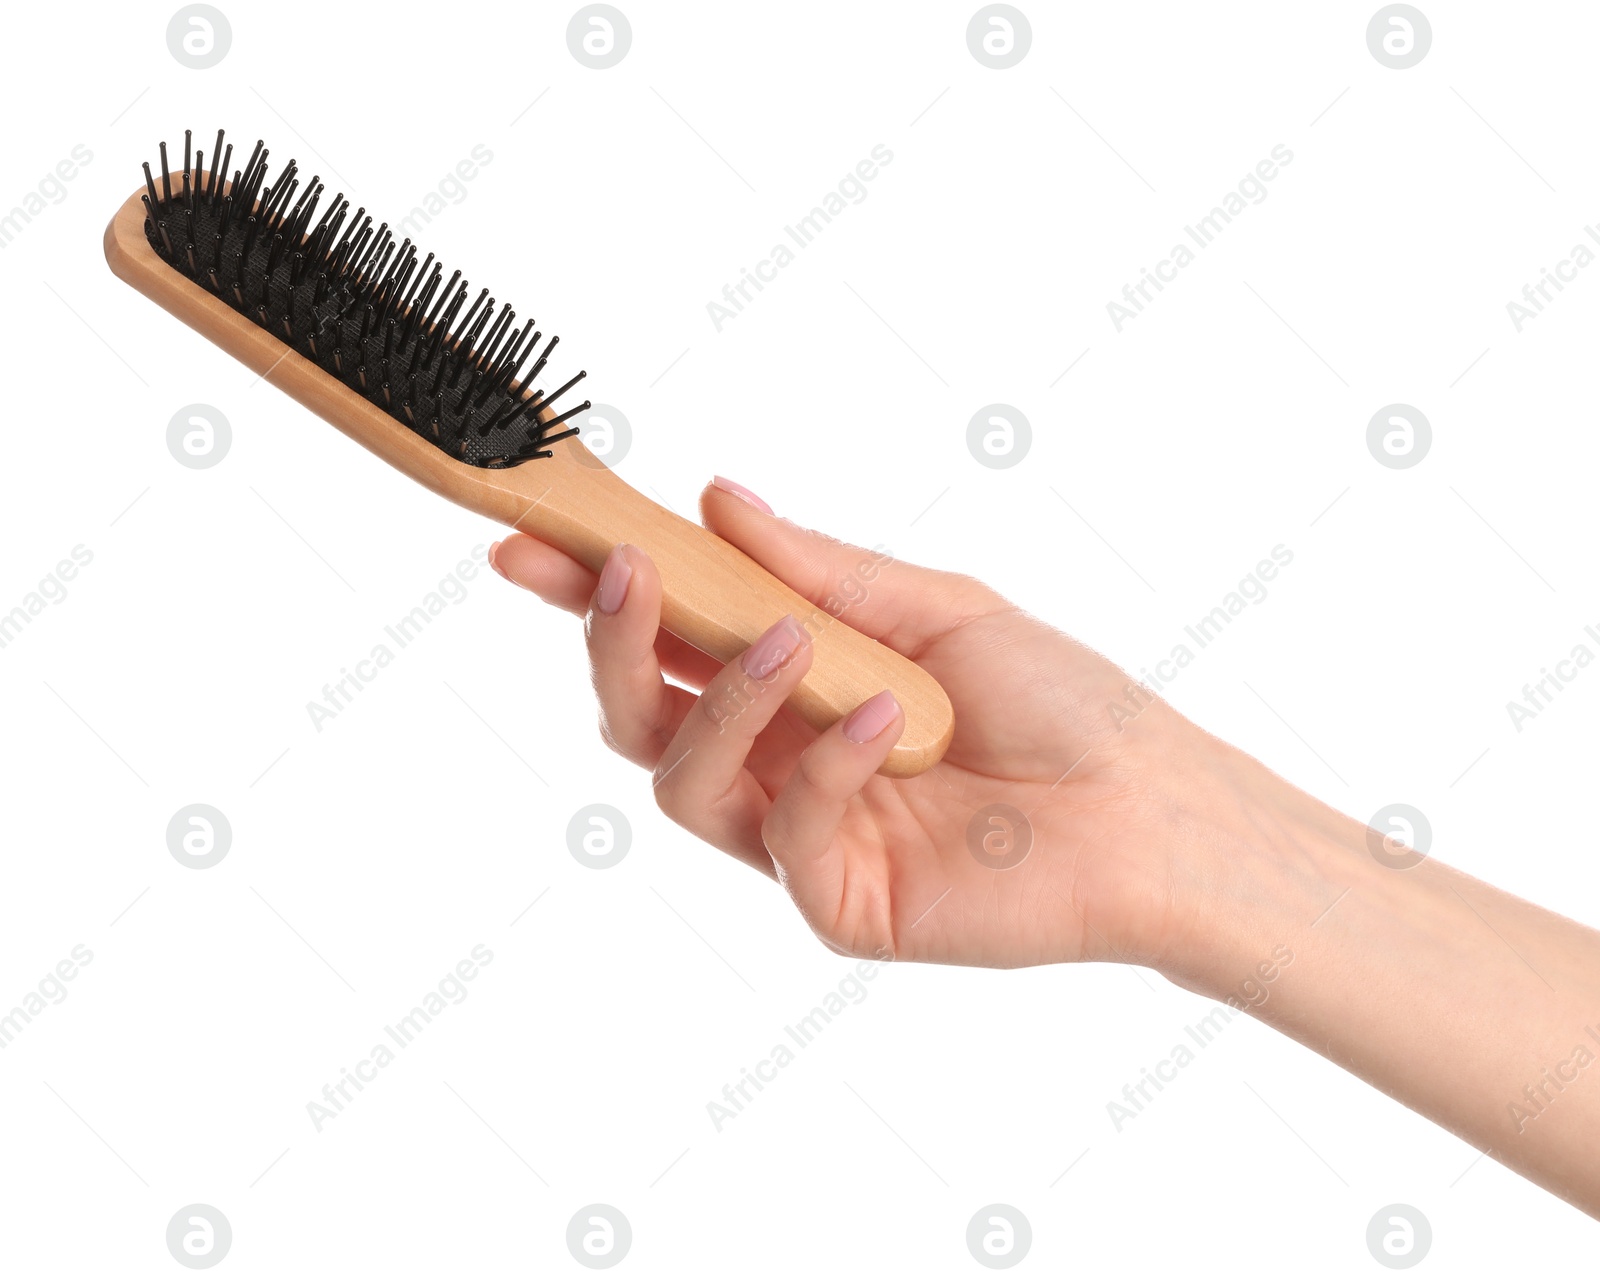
[742,615,804,679]
[713,475,774,515]
[596,545,633,615]
[843,690,899,743]
[488,541,509,581]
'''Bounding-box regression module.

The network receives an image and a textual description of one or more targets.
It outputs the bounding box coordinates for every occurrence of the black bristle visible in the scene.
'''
[212,143,232,205]
[208,129,225,198]
[541,369,589,412]
[139,129,587,467]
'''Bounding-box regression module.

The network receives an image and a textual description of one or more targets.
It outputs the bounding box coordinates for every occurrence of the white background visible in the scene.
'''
[2,0,1597,1268]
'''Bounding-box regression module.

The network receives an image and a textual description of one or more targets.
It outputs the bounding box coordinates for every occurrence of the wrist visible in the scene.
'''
[1150,735,1376,1001]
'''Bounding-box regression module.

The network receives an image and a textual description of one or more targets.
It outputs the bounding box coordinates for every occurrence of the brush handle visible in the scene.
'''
[489,439,955,778]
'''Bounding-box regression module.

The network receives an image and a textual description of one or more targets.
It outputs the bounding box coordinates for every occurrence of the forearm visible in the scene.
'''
[1179,747,1600,1217]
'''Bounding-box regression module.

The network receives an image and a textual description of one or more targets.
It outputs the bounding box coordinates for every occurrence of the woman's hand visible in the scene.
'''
[492,475,1600,1216]
[489,477,1250,975]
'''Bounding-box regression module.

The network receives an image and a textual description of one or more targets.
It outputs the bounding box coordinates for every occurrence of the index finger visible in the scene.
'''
[491,534,722,687]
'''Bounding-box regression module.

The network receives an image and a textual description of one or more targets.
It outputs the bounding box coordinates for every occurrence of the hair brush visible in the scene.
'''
[104,129,954,777]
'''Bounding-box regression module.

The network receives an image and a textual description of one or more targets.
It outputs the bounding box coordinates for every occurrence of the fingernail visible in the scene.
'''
[488,541,509,581]
[742,615,805,679]
[596,545,633,615]
[843,690,899,743]
[713,475,774,515]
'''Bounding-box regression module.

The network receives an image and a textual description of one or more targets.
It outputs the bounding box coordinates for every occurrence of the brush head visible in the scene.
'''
[138,128,589,468]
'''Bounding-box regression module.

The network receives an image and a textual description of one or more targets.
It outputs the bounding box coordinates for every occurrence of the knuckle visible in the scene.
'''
[699,660,788,735]
[598,710,660,771]
[948,572,1004,608]
[799,524,846,551]
[794,745,831,794]
[809,922,895,964]
[596,712,626,757]
[697,681,744,732]
[651,764,687,820]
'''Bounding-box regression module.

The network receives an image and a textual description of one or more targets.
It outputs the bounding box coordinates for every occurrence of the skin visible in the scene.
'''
[490,480,1600,1218]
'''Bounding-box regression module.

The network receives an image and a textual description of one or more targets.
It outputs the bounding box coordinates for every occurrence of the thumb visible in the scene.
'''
[700,476,1003,654]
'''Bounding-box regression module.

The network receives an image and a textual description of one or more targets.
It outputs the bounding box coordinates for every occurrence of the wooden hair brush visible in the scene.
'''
[103,129,954,777]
